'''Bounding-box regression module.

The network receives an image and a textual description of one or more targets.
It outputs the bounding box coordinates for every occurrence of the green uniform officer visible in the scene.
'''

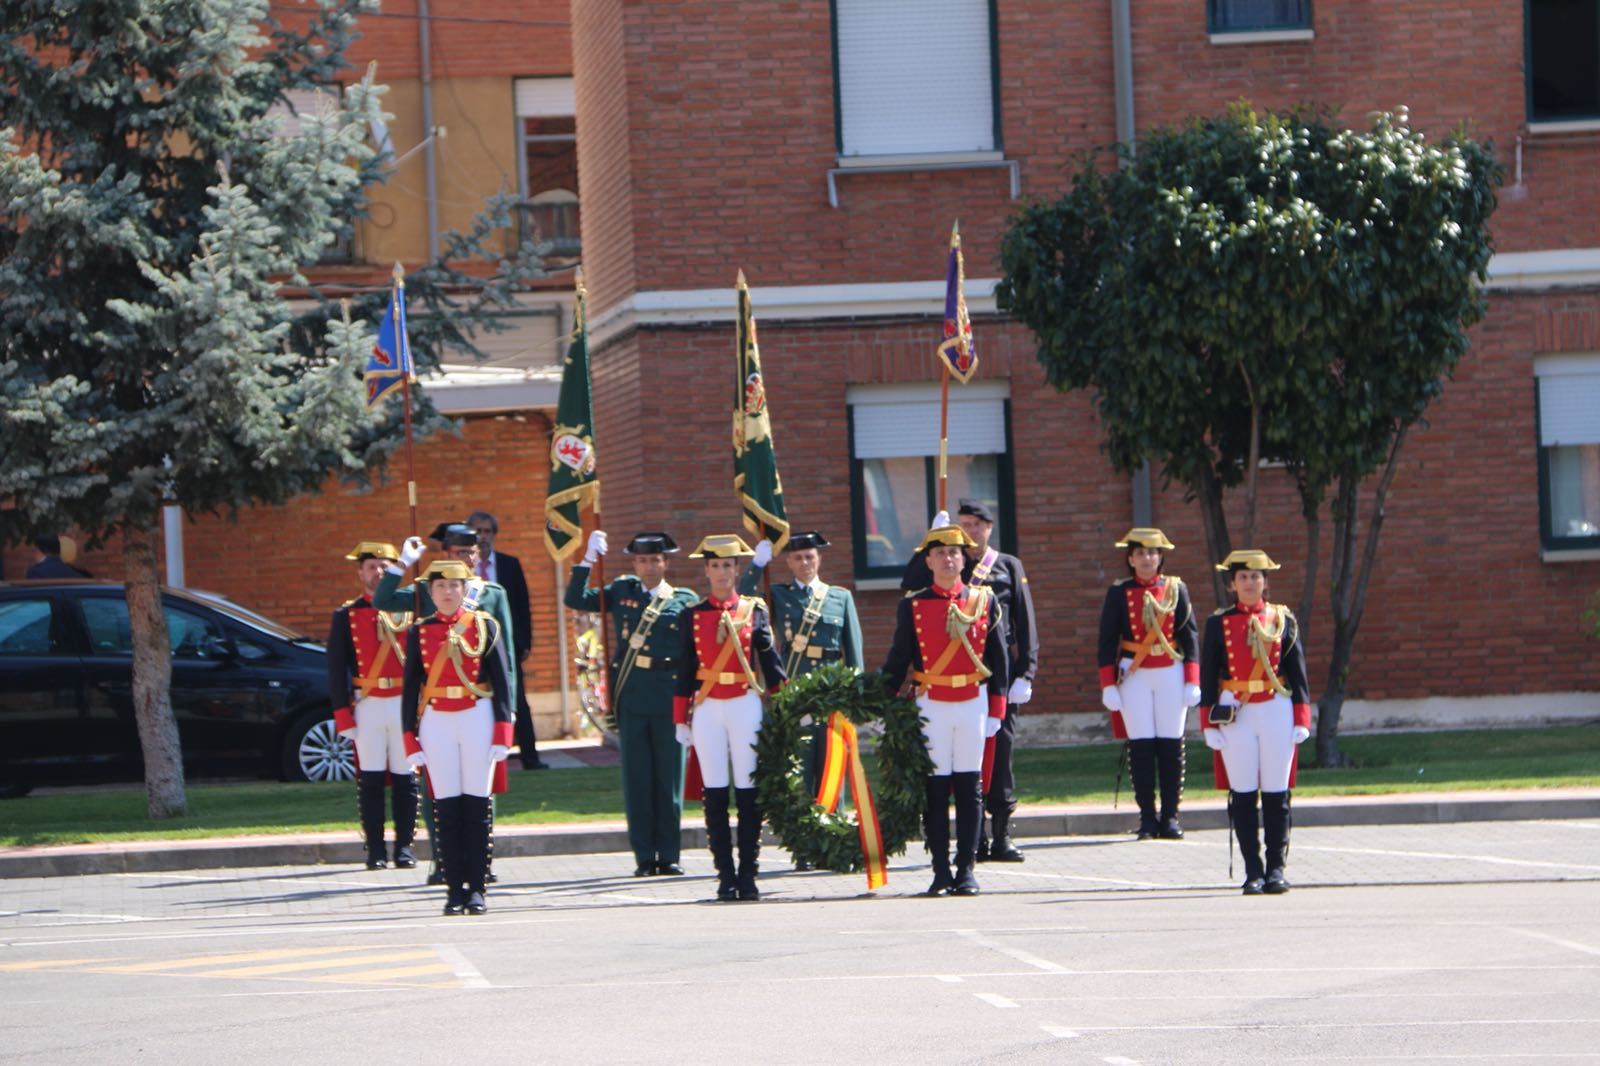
[378,522,519,885]
[566,530,699,877]
[739,530,865,860]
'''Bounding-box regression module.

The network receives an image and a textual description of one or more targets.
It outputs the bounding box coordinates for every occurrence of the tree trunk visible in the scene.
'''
[1296,496,1320,649]
[1195,462,1234,609]
[1240,366,1261,548]
[124,518,188,818]
[1315,426,1409,770]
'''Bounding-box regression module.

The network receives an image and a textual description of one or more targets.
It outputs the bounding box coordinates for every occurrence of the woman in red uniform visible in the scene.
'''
[1197,550,1312,895]
[401,560,512,916]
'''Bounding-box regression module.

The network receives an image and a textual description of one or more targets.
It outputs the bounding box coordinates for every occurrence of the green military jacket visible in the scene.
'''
[564,564,699,714]
[372,568,517,695]
[738,563,865,678]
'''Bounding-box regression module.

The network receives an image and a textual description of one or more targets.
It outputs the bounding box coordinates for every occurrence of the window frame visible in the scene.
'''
[846,398,1017,583]
[828,0,1004,161]
[513,78,580,260]
[1524,0,1600,126]
[1205,0,1314,35]
[1534,367,1600,554]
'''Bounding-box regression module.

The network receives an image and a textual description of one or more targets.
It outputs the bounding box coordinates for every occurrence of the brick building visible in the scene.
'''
[567,0,1600,735]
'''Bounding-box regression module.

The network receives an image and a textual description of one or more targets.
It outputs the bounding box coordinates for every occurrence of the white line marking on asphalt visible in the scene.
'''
[1039,1024,1078,1038]
[1504,927,1600,957]
[6,915,571,948]
[10,912,152,924]
[1103,1058,1141,1065]
[1064,1019,1600,1034]
[977,869,1171,888]
[973,992,1019,1009]
[955,928,1071,974]
[1295,844,1600,872]
[841,926,1087,935]
[933,975,963,983]
[432,944,491,989]
[115,872,411,889]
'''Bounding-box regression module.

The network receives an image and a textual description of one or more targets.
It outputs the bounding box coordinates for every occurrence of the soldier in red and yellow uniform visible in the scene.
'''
[401,561,513,916]
[1097,528,1200,840]
[1198,550,1312,896]
[881,526,1010,898]
[673,535,786,902]
[327,542,417,870]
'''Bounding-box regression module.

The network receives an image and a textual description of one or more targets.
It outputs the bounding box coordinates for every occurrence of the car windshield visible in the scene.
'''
[173,588,317,644]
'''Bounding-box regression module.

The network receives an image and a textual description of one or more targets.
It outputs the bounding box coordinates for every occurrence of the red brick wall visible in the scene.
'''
[571,0,638,317]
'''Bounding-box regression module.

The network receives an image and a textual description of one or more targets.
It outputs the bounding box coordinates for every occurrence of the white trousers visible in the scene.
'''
[693,692,763,790]
[1217,695,1296,793]
[1119,662,1189,740]
[918,694,987,776]
[418,700,494,799]
[353,694,409,773]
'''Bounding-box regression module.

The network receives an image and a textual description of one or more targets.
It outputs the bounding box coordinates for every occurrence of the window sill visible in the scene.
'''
[1208,28,1314,45]
[827,156,1019,208]
[1540,546,1600,562]
[853,576,906,592]
[1527,118,1600,136]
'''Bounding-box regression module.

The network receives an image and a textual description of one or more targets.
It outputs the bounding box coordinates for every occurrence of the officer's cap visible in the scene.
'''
[1215,549,1281,573]
[957,498,996,524]
[916,525,978,553]
[625,532,679,555]
[1115,528,1176,551]
[782,531,830,552]
[429,522,478,548]
[423,559,474,582]
[344,541,400,563]
[688,534,755,559]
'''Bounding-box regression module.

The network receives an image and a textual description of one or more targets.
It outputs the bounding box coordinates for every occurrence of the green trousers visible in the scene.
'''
[619,708,686,867]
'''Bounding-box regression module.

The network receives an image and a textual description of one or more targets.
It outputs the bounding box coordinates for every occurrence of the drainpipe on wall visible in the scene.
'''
[418,0,440,262]
[1111,0,1154,526]
[162,505,185,588]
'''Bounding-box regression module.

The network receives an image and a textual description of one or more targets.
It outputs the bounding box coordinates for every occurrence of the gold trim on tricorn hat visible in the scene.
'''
[688,534,755,559]
[1215,549,1281,572]
[916,525,979,553]
[423,559,474,581]
[344,541,400,562]
[1114,527,1175,551]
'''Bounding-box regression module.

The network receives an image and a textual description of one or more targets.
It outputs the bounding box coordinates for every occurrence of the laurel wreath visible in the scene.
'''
[755,663,932,873]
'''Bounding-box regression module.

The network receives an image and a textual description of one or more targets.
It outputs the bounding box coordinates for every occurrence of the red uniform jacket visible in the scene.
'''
[880,581,1010,719]
[672,594,786,724]
[400,610,514,793]
[1198,601,1312,790]
[326,595,409,733]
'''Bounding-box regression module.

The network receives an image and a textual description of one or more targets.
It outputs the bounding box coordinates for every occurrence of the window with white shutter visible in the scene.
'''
[1535,355,1600,551]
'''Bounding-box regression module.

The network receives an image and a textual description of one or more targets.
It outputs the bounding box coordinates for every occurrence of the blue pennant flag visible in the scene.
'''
[364,279,413,408]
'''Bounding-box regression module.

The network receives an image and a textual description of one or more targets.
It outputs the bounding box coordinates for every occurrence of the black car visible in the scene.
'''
[0,581,352,795]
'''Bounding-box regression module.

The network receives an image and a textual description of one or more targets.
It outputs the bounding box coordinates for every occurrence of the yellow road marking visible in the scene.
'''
[194,950,436,978]
[0,958,121,972]
[106,946,381,974]
[308,962,456,983]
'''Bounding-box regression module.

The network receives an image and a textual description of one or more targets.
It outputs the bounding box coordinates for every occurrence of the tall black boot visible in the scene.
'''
[422,787,446,885]
[462,795,491,915]
[951,771,982,896]
[485,796,497,884]
[1262,790,1292,894]
[734,787,762,901]
[989,809,1024,862]
[434,796,466,914]
[922,775,952,896]
[391,773,418,869]
[1155,738,1186,839]
[358,771,388,869]
[1231,790,1265,895]
[703,787,737,902]
[1128,739,1159,839]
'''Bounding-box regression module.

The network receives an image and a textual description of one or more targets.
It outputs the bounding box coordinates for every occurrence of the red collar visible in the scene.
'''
[1135,575,1162,588]
[707,592,740,610]
[436,608,466,624]
[1238,599,1268,616]
[931,580,966,600]
[357,594,374,607]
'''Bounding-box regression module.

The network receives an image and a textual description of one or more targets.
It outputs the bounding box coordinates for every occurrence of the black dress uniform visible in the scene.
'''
[902,500,1038,861]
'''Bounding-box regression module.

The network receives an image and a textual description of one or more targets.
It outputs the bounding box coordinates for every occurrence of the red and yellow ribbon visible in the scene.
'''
[814,711,888,890]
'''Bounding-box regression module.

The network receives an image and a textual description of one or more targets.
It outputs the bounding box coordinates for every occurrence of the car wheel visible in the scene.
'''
[281,711,355,783]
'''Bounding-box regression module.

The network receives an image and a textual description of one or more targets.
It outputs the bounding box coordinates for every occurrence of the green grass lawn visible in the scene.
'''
[2,725,1595,847]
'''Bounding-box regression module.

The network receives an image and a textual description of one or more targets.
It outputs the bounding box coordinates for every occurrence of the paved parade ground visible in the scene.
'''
[3,818,1598,1065]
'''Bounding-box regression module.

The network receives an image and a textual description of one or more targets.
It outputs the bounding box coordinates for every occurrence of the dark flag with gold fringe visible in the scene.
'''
[543,274,601,562]
[732,271,790,551]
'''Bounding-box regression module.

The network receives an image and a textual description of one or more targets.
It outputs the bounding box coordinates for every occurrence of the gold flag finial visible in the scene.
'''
[950,219,961,248]
[391,261,405,287]
[736,268,748,290]
[572,269,586,338]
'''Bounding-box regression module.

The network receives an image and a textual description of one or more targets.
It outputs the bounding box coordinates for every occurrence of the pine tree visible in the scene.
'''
[0,0,544,815]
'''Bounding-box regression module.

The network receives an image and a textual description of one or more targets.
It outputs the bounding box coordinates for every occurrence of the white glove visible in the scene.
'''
[1292,725,1311,745]
[675,723,693,746]
[1184,683,1202,707]
[583,530,608,565]
[1203,729,1226,751]
[1218,690,1241,708]
[1100,685,1122,712]
[930,509,950,531]
[337,727,357,741]
[407,750,427,770]
[752,539,773,567]
[1008,678,1032,705]
[985,715,1004,738]
[489,744,509,763]
[398,536,425,567]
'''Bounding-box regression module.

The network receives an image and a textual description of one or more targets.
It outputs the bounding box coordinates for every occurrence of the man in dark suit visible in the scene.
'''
[26,534,90,579]
[467,511,545,770]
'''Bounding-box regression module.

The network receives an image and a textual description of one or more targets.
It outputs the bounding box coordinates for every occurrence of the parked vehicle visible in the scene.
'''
[0,581,352,796]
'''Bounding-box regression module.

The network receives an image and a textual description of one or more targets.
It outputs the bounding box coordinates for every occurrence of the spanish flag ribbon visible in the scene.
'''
[814,712,888,890]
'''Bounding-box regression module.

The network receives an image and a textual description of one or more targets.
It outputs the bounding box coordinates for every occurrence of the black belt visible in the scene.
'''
[614,655,676,671]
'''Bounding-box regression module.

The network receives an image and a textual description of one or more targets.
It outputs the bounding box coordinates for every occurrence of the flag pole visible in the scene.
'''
[392,262,422,618]
[574,270,610,715]
[937,222,959,515]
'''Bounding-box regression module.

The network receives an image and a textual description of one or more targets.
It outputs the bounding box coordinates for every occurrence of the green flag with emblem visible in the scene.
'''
[732,271,790,552]
[544,275,601,562]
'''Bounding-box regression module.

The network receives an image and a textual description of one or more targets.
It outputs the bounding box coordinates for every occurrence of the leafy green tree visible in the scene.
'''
[998,104,1498,766]
[1,0,543,815]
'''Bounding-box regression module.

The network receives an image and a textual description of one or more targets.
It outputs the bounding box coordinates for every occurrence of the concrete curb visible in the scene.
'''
[4,789,1596,879]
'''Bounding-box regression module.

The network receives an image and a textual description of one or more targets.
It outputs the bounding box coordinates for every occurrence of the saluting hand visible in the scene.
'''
[583,529,608,565]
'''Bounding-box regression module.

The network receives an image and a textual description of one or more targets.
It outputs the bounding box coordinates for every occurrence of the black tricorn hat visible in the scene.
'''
[624,532,679,555]
[782,531,830,552]
[957,498,996,524]
[429,522,479,548]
